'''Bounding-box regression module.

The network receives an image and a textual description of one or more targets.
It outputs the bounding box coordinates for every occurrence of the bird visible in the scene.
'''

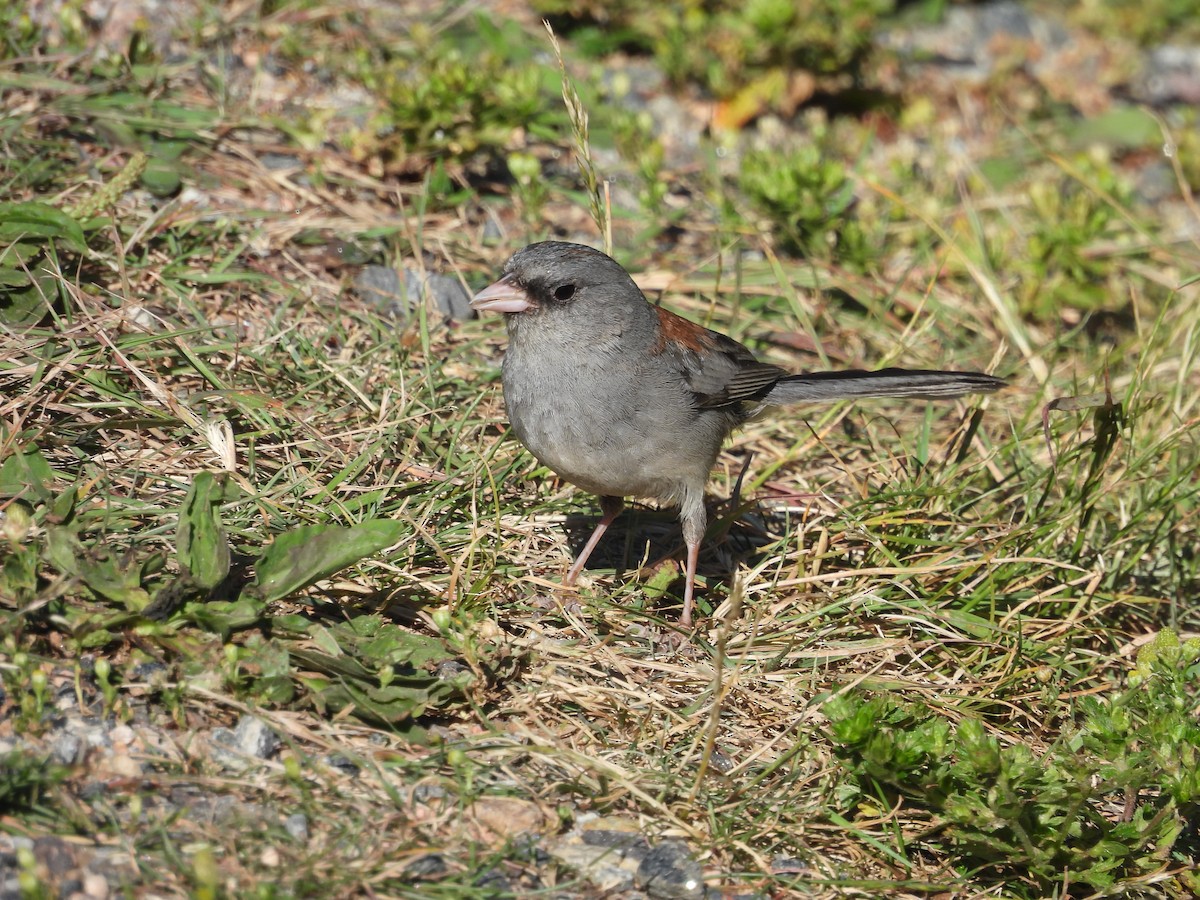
[471,241,1005,626]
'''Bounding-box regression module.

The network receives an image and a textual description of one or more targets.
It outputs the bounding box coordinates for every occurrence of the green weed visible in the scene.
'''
[534,0,895,101]
[739,144,869,264]
[826,631,1200,893]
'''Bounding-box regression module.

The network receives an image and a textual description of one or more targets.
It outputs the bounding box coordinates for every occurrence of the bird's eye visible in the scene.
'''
[554,283,576,301]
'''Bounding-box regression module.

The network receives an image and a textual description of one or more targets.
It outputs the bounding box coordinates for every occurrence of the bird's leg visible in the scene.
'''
[680,538,701,627]
[678,496,707,627]
[565,495,624,586]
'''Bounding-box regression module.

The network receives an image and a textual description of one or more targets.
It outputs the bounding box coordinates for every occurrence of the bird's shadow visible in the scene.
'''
[561,498,796,616]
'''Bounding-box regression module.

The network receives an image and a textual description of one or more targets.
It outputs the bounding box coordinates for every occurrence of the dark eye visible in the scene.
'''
[554,283,576,301]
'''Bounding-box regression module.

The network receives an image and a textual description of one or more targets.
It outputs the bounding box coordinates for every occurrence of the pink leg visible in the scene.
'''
[678,496,707,627]
[679,537,700,627]
[565,496,624,586]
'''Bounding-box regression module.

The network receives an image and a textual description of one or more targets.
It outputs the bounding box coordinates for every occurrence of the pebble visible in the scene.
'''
[284,813,309,842]
[208,715,279,771]
[1139,45,1200,105]
[637,840,705,899]
[353,265,474,320]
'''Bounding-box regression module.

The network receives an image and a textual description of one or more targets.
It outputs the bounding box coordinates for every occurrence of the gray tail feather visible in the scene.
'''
[763,368,1007,404]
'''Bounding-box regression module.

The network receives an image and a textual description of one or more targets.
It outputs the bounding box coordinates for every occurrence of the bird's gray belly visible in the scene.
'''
[502,362,726,503]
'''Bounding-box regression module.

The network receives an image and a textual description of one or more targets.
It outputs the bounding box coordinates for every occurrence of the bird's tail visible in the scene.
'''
[763,368,1006,404]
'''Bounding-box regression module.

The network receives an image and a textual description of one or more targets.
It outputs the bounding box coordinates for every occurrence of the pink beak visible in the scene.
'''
[470,273,534,314]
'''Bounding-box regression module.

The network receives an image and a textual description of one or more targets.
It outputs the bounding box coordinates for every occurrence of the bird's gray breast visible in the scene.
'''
[500,323,729,503]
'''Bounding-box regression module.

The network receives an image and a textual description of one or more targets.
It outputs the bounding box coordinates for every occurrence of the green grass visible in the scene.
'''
[1,1,1198,897]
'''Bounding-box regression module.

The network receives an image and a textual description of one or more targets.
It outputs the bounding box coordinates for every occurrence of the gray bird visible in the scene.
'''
[473,241,1005,626]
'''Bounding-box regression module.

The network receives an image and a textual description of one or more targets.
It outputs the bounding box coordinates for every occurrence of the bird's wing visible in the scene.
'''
[653,307,786,409]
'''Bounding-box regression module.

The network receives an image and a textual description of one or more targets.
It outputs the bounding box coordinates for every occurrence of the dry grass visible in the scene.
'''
[2,2,1199,897]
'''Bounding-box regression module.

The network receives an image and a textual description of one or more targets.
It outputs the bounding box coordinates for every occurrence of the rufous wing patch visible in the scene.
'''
[653,306,719,353]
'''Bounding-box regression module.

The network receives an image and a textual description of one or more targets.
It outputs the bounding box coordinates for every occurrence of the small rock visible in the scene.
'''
[1138,45,1200,106]
[404,853,447,878]
[80,719,112,752]
[109,724,135,747]
[207,727,242,770]
[771,856,811,875]
[434,660,470,680]
[234,715,279,759]
[353,265,474,321]
[580,816,649,856]
[412,782,447,803]
[481,217,504,243]
[53,683,78,709]
[464,796,551,843]
[102,751,143,779]
[284,813,309,842]
[130,661,169,683]
[420,272,473,320]
[1133,160,1178,205]
[548,842,637,893]
[52,732,83,765]
[322,754,360,777]
[260,153,302,171]
[473,868,512,892]
[353,265,404,315]
[637,840,704,899]
[207,715,278,771]
[82,871,110,898]
[32,835,76,877]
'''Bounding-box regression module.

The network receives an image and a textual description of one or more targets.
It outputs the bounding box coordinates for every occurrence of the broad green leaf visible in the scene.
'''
[0,270,59,328]
[0,267,31,287]
[0,239,42,266]
[49,485,77,525]
[176,471,232,591]
[0,446,57,500]
[307,623,343,656]
[141,159,182,197]
[282,616,523,726]
[290,647,471,725]
[233,638,296,704]
[250,520,407,603]
[1066,105,1161,150]
[45,526,151,609]
[43,524,83,576]
[0,202,86,252]
[1,542,38,602]
[184,597,268,638]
